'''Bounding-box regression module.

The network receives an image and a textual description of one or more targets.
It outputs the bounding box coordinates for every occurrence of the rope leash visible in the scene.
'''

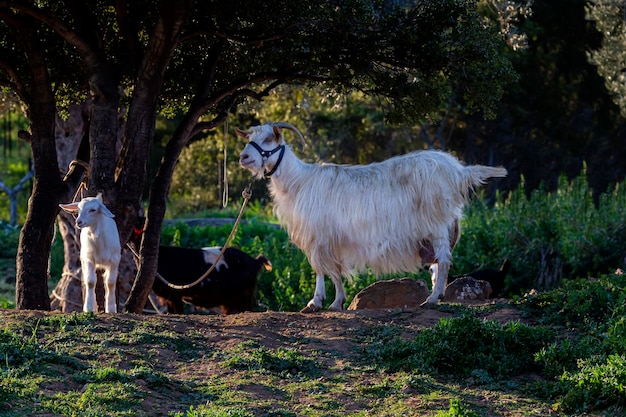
[51,288,83,309]
[129,182,254,291]
[64,160,90,203]
[63,160,255,293]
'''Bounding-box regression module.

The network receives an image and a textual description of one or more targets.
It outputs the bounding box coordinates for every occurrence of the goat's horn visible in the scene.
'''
[271,122,306,150]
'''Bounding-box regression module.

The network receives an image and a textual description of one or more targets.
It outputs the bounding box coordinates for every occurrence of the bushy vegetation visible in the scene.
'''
[519,273,626,413]
[350,272,626,414]
[363,314,554,380]
[454,171,626,296]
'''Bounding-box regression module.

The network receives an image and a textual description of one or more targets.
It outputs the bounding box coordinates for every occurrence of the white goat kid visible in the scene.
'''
[60,193,121,313]
[238,122,507,312]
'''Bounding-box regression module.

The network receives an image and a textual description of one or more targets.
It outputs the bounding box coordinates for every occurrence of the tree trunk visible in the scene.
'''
[14,17,63,311]
[124,108,207,313]
[88,76,121,201]
[122,0,190,313]
[16,185,58,310]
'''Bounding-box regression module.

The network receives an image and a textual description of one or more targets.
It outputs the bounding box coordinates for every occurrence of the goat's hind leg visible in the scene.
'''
[422,237,452,306]
[103,266,118,313]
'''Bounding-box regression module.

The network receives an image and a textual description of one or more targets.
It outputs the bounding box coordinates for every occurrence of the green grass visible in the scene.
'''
[220,340,322,379]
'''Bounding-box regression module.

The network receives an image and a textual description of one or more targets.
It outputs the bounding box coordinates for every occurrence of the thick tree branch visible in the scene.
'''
[115,0,141,67]
[0,59,27,103]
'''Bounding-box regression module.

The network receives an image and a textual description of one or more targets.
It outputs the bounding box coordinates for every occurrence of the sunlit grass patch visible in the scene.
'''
[43,381,144,416]
[220,340,322,379]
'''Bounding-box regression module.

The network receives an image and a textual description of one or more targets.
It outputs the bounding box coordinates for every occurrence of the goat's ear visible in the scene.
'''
[272,126,282,141]
[99,203,115,218]
[95,192,104,202]
[235,127,249,139]
[59,202,79,214]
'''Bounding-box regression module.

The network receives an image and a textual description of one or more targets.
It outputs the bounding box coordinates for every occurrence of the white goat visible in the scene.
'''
[238,122,507,312]
[60,193,121,313]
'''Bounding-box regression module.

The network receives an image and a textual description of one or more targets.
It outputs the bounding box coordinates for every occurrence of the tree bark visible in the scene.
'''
[14,18,63,310]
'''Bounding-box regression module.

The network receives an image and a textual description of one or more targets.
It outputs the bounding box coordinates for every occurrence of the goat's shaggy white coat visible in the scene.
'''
[60,193,121,313]
[238,123,507,312]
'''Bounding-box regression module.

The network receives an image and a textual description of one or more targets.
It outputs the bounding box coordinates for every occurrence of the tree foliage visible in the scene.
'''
[587,0,626,117]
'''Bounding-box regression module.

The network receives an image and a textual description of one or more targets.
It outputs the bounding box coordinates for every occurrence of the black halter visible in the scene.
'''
[247,141,286,178]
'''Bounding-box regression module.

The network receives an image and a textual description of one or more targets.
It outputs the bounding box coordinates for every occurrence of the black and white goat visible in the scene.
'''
[151,246,272,314]
[238,122,507,312]
[60,193,121,313]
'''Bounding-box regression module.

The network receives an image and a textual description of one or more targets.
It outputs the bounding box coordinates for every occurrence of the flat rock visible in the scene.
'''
[347,278,429,310]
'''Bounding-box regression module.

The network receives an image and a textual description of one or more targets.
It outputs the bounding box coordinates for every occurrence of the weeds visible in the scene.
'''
[557,354,626,412]
[435,399,480,417]
[170,404,255,417]
[221,340,321,379]
[364,313,554,380]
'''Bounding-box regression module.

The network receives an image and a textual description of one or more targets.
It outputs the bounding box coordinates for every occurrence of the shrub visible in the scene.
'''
[557,354,626,413]
[516,273,626,331]
[365,313,554,380]
[435,399,480,417]
[527,274,626,412]
[455,173,626,297]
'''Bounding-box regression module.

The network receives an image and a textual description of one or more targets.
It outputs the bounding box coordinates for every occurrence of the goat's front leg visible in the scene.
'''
[328,275,347,311]
[82,261,97,312]
[103,265,119,313]
[301,273,326,313]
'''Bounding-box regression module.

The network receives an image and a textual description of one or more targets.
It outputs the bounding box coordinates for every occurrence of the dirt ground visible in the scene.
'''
[170,303,524,352]
[3,302,525,368]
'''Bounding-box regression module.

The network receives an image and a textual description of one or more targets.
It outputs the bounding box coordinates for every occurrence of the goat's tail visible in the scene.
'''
[464,165,507,187]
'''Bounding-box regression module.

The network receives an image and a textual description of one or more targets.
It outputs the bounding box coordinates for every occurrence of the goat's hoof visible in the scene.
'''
[420,300,438,309]
[300,304,321,313]
[327,303,346,312]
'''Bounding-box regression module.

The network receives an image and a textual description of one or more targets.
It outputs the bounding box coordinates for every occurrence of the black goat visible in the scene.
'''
[152,245,272,314]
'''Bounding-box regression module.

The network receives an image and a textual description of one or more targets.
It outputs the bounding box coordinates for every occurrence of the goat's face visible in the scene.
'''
[59,193,115,229]
[237,125,285,178]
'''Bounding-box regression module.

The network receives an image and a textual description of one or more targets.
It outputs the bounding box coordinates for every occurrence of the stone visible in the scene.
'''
[443,276,492,302]
[347,278,429,310]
